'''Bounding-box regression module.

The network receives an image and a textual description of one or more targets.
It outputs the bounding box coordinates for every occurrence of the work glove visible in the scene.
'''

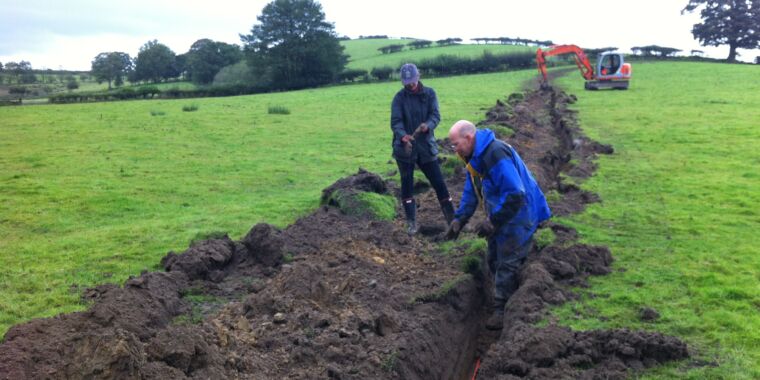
[445,219,462,240]
[418,122,429,133]
[401,134,414,144]
[476,218,495,238]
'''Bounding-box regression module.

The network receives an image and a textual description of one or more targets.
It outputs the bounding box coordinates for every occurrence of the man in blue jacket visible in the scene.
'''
[391,63,455,235]
[446,120,551,329]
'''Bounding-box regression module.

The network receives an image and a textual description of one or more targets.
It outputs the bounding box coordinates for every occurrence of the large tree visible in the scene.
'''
[174,53,188,79]
[241,0,347,90]
[3,61,36,84]
[91,52,132,89]
[133,40,178,83]
[186,39,243,84]
[683,0,760,62]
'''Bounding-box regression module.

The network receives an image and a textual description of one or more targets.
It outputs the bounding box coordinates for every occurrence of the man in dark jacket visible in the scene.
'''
[391,63,455,235]
[446,120,551,329]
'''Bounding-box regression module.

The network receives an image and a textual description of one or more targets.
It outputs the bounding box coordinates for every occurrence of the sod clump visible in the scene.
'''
[319,169,395,220]
[322,188,395,220]
[533,227,557,250]
[188,230,229,247]
[460,255,482,276]
[353,191,396,220]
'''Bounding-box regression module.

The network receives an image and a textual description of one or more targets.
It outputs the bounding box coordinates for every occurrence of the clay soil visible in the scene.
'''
[0,86,687,379]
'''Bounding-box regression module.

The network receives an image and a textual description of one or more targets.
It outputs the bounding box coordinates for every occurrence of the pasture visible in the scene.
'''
[2,56,759,378]
[553,61,760,378]
[342,38,534,71]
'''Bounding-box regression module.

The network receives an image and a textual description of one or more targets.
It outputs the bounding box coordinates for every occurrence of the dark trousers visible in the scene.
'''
[487,236,533,306]
[396,159,451,202]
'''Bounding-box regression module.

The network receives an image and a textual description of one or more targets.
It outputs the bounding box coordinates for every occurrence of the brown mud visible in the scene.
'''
[0,86,687,379]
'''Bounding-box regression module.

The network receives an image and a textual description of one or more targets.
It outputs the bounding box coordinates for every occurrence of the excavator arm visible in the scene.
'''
[536,44,595,83]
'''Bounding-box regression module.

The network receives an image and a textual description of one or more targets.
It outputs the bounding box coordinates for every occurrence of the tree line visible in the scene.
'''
[0,61,36,84]
[90,38,243,89]
[7,0,760,105]
[472,37,553,46]
[377,37,553,55]
[86,0,344,92]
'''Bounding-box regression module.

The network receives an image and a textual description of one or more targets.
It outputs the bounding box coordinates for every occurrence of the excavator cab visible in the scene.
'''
[599,53,620,76]
[588,51,631,90]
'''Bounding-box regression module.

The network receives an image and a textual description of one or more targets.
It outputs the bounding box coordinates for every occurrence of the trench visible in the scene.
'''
[421,85,582,380]
[407,84,687,380]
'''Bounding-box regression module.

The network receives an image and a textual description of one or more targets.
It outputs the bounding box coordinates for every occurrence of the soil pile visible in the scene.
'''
[0,86,687,379]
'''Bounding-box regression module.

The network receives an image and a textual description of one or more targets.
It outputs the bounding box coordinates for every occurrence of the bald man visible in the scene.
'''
[446,120,551,329]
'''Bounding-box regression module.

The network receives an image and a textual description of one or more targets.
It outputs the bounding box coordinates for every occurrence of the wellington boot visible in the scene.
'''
[439,198,455,225]
[402,198,417,236]
[406,219,418,236]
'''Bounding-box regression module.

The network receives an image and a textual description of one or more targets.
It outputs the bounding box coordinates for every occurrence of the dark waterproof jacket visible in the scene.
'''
[390,82,440,164]
[455,129,551,248]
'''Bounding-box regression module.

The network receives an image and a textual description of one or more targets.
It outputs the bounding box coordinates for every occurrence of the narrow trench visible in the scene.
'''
[437,85,579,380]
[423,84,687,380]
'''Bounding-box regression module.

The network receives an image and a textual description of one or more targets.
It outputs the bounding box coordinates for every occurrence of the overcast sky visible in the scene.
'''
[1,0,758,71]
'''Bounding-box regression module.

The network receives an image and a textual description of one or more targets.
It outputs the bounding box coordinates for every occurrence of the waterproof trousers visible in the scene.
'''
[487,236,533,307]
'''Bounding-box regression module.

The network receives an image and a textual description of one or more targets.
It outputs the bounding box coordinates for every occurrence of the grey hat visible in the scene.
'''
[400,63,419,85]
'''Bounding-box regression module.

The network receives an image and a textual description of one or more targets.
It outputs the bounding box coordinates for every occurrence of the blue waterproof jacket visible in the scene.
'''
[390,82,440,164]
[455,129,551,247]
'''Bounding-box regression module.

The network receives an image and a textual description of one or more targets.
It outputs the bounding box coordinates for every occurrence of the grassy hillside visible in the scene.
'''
[341,38,415,62]
[552,62,760,378]
[0,69,535,336]
[341,38,533,71]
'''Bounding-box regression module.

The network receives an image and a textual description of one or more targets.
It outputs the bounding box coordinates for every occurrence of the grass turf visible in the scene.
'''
[551,61,760,378]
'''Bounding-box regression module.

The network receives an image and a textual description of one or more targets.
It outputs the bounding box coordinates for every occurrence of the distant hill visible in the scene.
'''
[341,38,534,71]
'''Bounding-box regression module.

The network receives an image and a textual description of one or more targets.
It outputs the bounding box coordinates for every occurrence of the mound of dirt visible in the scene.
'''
[0,85,688,379]
[478,326,688,379]
[475,241,687,379]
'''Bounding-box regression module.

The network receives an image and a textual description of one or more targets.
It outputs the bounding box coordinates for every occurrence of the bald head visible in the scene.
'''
[449,120,477,158]
[449,120,477,139]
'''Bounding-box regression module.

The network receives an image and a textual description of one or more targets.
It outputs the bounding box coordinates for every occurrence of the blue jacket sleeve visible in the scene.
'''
[425,89,440,130]
[390,93,407,140]
[488,157,526,226]
[454,172,479,224]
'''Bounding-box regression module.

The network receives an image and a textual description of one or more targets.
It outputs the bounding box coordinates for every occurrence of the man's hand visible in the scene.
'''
[445,219,462,240]
[418,122,429,133]
[401,134,414,144]
[476,218,495,238]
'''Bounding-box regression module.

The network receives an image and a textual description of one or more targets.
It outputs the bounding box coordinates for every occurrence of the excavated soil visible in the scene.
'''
[0,86,687,379]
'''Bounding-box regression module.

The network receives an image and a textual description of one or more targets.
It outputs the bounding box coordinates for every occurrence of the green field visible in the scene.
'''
[0,69,534,336]
[552,62,760,378]
[341,38,533,71]
[2,56,759,378]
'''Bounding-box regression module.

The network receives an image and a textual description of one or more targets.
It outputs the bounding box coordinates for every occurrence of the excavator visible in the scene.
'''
[536,44,631,90]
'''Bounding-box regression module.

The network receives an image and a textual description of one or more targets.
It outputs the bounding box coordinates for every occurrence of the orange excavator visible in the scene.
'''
[536,44,631,90]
